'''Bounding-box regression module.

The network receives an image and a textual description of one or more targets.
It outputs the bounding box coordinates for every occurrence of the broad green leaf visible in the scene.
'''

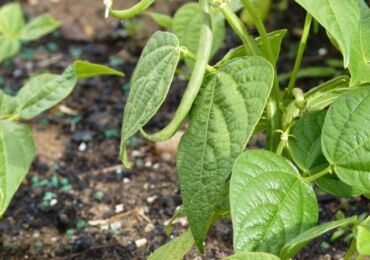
[144,11,173,29]
[288,111,360,197]
[280,216,357,259]
[231,150,318,254]
[322,85,370,193]
[120,32,180,166]
[147,230,194,260]
[15,61,121,120]
[0,3,24,36]
[357,216,370,256]
[15,70,76,119]
[295,0,370,84]
[177,57,274,251]
[218,29,287,66]
[0,121,35,217]
[20,14,60,41]
[0,36,20,64]
[289,111,328,173]
[226,252,280,260]
[74,60,124,79]
[172,3,225,60]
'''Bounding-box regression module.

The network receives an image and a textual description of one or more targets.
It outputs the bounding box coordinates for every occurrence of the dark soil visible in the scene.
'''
[0,0,369,259]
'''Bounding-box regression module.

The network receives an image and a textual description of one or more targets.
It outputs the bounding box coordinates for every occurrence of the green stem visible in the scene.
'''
[110,0,155,19]
[220,5,260,55]
[180,47,217,74]
[275,139,286,156]
[287,13,313,94]
[140,0,213,142]
[241,0,280,151]
[305,166,331,182]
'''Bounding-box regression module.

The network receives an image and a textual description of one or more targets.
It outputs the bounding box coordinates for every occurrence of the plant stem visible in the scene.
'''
[110,0,155,19]
[344,239,357,260]
[287,13,313,94]
[241,0,281,151]
[304,166,331,182]
[220,5,260,56]
[140,0,213,142]
[275,139,286,156]
[180,47,217,73]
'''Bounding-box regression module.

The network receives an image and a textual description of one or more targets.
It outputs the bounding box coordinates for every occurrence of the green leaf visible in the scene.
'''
[0,121,35,217]
[226,252,280,260]
[289,111,328,173]
[144,11,173,28]
[0,36,20,63]
[218,29,287,66]
[357,216,370,256]
[322,85,370,193]
[288,111,360,197]
[295,0,370,84]
[172,3,225,60]
[15,70,76,120]
[14,60,121,120]
[231,150,318,254]
[74,60,124,79]
[120,31,180,167]
[177,57,274,251]
[20,14,60,41]
[0,3,24,36]
[147,230,194,260]
[280,216,357,259]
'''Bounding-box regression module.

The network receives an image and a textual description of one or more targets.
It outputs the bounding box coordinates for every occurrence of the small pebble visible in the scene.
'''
[50,199,58,206]
[153,163,160,169]
[123,178,130,184]
[79,142,87,152]
[132,150,142,157]
[318,47,328,56]
[144,161,152,168]
[146,195,158,204]
[135,238,147,248]
[144,223,155,233]
[115,203,125,213]
[110,221,122,230]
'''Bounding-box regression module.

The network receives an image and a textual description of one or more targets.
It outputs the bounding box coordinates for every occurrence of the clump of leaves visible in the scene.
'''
[108,0,370,258]
[0,61,123,217]
[0,2,60,63]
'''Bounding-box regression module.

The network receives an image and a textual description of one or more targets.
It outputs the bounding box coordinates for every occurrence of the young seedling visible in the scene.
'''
[0,2,60,63]
[0,61,123,218]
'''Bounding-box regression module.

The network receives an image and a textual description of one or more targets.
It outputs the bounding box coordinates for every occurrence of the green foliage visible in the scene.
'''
[231,150,318,254]
[177,57,274,250]
[280,216,357,259]
[0,61,123,217]
[120,31,180,167]
[226,252,280,260]
[0,121,35,217]
[0,2,60,63]
[295,0,370,84]
[111,0,370,258]
[357,216,370,256]
[322,85,370,193]
[147,230,194,260]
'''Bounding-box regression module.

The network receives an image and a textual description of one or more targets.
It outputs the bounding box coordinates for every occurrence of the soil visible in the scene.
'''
[0,0,369,259]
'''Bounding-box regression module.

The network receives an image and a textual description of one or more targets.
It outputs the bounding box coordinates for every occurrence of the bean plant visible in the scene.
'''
[110,0,370,258]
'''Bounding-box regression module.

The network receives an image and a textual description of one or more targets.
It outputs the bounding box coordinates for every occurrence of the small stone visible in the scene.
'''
[123,178,130,184]
[144,223,155,233]
[79,142,87,152]
[115,203,125,213]
[50,199,58,206]
[132,150,142,157]
[146,195,158,204]
[110,221,122,230]
[144,161,152,168]
[134,238,147,248]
